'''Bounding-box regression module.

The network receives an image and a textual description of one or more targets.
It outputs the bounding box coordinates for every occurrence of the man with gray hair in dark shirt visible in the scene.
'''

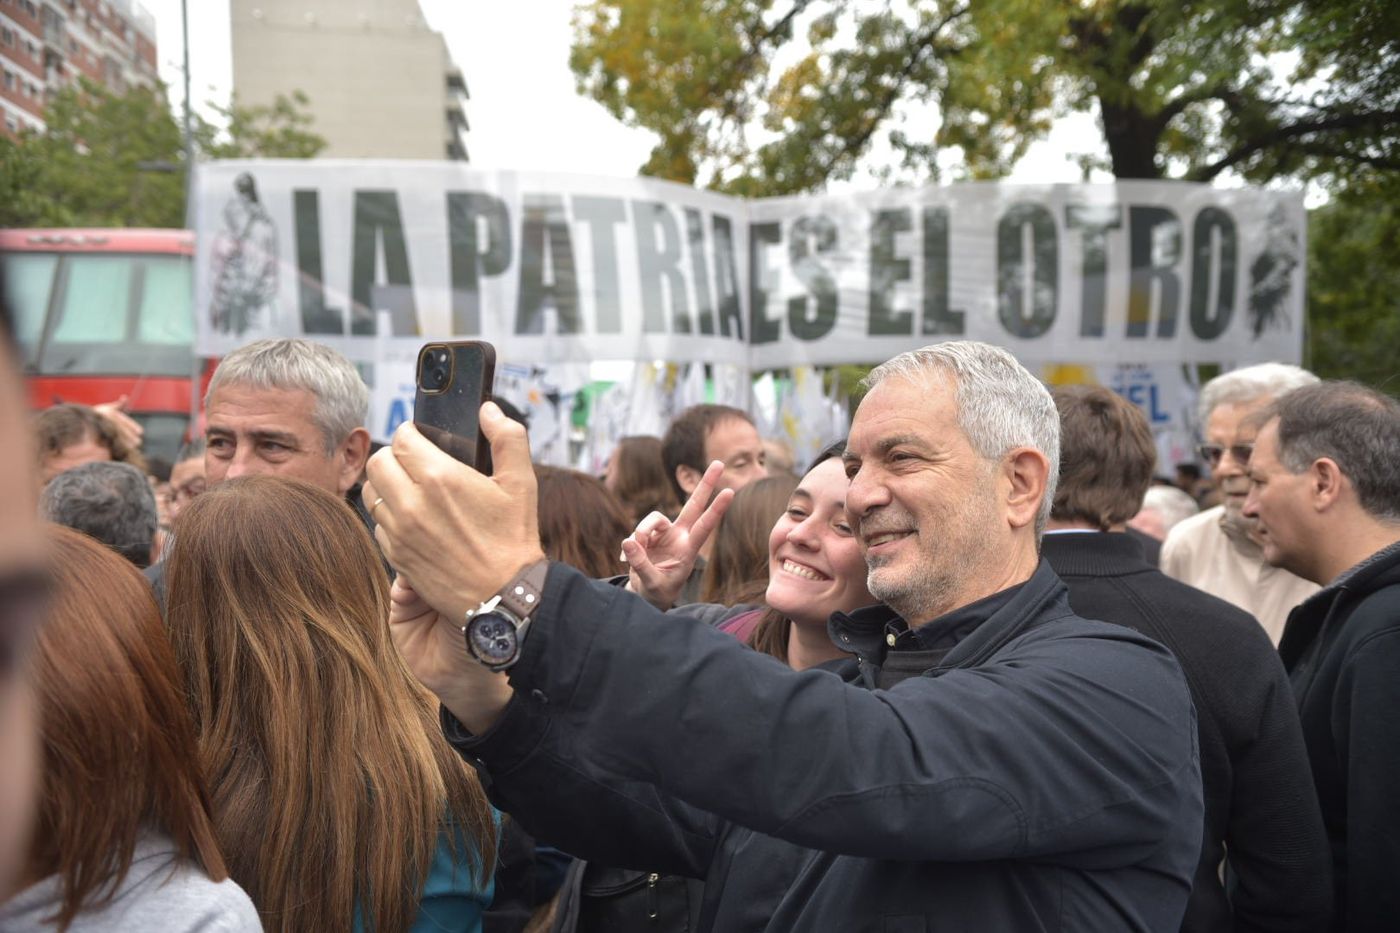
[364,340,1205,932]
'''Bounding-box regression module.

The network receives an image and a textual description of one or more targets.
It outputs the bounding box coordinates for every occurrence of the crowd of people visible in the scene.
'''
[3,271,1399,932]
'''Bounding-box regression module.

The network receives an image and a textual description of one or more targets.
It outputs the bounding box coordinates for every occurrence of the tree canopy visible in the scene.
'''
[571,0,1400,195]
[1306,171,1400,388]
[574,0,1400,392]
[0,79,324,228]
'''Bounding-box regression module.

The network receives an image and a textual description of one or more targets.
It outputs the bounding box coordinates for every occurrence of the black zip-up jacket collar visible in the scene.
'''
[1279,539,1400,673]
[1275,539,1400,932]
[829,559,1066,685]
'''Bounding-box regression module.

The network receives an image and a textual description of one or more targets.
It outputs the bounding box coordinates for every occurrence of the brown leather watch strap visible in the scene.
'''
[495,559,549,621]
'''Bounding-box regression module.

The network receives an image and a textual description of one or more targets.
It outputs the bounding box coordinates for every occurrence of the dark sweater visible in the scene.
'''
[1279,539,1400,933]
[1043,532,1332,933]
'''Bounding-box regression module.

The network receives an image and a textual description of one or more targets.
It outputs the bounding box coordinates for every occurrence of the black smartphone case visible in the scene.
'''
[414,342,496,474]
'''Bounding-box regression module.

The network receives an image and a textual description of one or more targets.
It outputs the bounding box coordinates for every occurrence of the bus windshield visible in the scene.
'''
[3,250,195,376]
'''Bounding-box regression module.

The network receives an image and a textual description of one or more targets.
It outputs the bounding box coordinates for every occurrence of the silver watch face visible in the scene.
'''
[466,611,518,666]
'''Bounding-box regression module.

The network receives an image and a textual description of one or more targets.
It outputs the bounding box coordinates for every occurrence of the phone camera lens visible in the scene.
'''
[421,347,455,391]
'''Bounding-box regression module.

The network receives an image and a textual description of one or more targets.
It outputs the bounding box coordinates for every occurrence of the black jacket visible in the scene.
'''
[1278,540,1400,933]
[448,560,1203,932]
[1043,532,1331,933]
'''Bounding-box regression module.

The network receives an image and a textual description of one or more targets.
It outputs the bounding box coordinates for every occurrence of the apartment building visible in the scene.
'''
[231,0,469,161]
[0,0,158,137]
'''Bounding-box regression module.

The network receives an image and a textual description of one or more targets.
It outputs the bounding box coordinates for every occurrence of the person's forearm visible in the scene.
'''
[510,565,1198,862]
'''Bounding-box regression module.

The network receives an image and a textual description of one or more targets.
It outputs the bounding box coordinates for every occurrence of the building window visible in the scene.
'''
[6,116,18,133]
[2,27,12,45]
[3,71,13,92]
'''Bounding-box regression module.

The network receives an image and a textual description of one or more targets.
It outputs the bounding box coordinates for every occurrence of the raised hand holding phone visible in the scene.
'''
[364,403,543,730]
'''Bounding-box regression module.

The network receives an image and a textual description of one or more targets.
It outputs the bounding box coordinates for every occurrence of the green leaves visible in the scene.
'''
[195,90,326,161]
[1307,174,1400,387]
[569,0,1400,391]
[570,0,1400,193]
[0,79,184,228]
[0,79,326,229]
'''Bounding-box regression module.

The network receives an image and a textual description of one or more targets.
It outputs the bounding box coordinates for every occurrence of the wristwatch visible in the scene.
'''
[462,560,549,671]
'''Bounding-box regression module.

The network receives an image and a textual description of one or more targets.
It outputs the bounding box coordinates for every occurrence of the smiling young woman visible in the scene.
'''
[639,441,875,671]
[739,444,876,669]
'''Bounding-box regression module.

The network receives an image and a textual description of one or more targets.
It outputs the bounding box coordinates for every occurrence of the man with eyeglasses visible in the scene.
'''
[1161,363,1321,644]
[164,439,207,524]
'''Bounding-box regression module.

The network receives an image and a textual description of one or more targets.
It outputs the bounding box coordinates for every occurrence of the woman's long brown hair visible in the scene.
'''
[165,475,497,933]
[700,473,799,605]
[609,435,679,523]
[535,464,634,578]
[29,525,228,932]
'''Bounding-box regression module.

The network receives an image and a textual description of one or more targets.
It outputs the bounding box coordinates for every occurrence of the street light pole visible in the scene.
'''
[181,0,201,442]
[180,0,193,228]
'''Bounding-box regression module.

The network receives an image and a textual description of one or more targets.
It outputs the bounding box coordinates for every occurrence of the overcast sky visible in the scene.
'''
[142,0,1100,185]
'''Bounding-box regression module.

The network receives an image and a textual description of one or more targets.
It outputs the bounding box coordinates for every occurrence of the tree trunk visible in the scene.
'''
[1099,99,1165,179]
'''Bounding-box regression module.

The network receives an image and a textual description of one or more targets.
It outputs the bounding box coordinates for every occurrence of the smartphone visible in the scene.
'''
[414,341,496,474]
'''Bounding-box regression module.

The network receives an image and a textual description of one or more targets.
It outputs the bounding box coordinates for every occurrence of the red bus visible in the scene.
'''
[1,228,211,461]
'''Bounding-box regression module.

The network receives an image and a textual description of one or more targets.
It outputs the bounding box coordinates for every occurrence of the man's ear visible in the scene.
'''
[338,427,373,494]
[1310,457,1346,513]
[1003,447,1051,531]
[675,463,702,498]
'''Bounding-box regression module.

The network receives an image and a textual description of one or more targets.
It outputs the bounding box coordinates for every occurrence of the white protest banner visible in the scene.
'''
[776,366,838,469]
[195,162,748,374]
[493,362,588,466]
[746,183,1303,368]
[194,163,1305,371]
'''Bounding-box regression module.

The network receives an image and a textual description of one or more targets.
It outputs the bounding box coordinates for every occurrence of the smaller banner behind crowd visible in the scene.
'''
[195,162,1297,468]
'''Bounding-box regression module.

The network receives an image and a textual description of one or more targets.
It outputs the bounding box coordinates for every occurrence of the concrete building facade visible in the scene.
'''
[230,0,468,161]
[0,0,158,138]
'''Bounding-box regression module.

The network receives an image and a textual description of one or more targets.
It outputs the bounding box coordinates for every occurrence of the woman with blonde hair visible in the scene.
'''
[0,526,259,932]
[165,475,497,933]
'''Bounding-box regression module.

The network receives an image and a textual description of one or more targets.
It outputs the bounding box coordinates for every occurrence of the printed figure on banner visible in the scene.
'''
[208,172,279,337]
